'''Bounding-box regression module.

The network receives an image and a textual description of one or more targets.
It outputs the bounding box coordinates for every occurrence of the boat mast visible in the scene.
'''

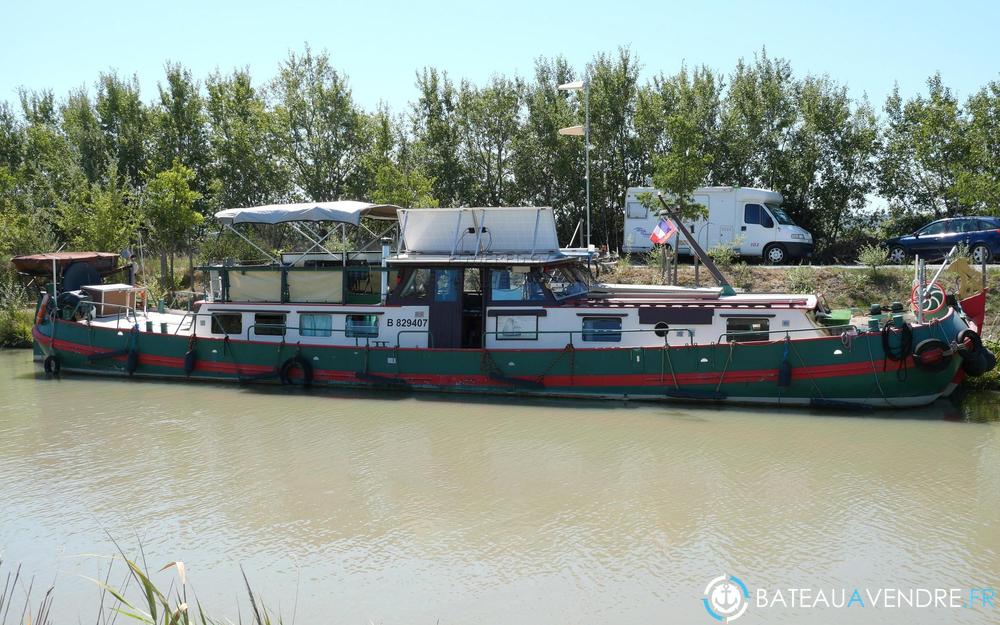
[656,193,735,296]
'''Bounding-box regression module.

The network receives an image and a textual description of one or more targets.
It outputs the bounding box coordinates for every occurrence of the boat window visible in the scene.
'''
[253,313,286,336]
[490,267,546,302]
[300,313,333,337]
[210,313,242,335]
[495,314,539,340]
[726,318,770,343]
[764,202,795,225]
[582,317,622,342]
[626,201,648,219]
[463,268,481,294]
[539,265,589,300]
[399,268,432,300]
[346,267,375,296]
[433,269,462,302]
[346,314,379,338]
[744,204,774,228]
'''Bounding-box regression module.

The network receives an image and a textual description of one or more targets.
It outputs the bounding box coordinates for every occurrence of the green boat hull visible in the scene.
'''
[31,307,976,410]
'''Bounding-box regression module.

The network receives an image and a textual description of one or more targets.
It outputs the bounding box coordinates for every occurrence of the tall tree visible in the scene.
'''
[95,72,151,188]
[783,76,877,244]
[511,56,585,243]
[958,81,1000,213]
[271,45,368,201]
[61,88,107,183]
[588,48,643,248]
[153,63,210,208]
[715,49,796,189]
[457,75,522,206]
[142,161,203,286]
[205,68,289,209]
[411,68,469,206]
[877,74,969,217]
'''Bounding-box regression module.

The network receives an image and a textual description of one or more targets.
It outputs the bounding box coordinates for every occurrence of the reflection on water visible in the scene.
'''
[1,350,998,624]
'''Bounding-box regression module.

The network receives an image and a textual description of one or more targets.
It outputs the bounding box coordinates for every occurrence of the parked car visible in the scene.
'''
[884,217,1000,264]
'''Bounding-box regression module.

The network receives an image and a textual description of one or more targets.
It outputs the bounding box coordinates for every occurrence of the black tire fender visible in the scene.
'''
[913,338,952,373]
[957,329,982,357]
[43,355,60,375]
[279,355,314,387]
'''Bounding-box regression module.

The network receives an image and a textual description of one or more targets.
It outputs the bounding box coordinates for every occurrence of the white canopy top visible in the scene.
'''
[215,201,401,226]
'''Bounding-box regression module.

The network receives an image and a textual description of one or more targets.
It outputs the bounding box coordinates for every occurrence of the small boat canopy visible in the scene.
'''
[215,201,401,226]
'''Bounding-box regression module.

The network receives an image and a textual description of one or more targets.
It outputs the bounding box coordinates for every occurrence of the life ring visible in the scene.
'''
[957,328,982,356]
[35,293,50,326]
[912,338,952,373]
[43,355,60,375]
[279,355,314,387]
[910,281,946,315]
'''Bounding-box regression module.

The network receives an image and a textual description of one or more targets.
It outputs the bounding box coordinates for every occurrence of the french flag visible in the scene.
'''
[649,218,677,245]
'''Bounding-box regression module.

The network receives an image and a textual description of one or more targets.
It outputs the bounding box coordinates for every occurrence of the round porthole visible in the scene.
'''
[654,322,670,338]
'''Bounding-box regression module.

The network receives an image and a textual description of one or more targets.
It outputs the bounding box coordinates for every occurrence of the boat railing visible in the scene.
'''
[62,292,149,331]
[482,327,697,347]
[714,324,858,345]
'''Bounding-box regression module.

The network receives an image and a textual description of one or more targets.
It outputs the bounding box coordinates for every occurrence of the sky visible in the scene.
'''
[1,0,998,117]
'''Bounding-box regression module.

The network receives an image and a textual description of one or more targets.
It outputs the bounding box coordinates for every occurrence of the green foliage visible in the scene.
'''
[786,266,816,293]
[205,69,288,208]
[57,164,139,252]
[857,243,889,276]
[271,45,367,201]
[730,262,754,291]
[2,44,1000,266]
[142,161,203,288]
[0,265,32,348]
[707,242,739,269]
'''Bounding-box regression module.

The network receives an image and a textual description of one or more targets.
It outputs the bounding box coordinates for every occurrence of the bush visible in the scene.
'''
[729,262,754,291]
[787,266,816,293]
[0,265,32,348]
[0,308,32,348]
[708,243,739,269]
[857,243,889,276]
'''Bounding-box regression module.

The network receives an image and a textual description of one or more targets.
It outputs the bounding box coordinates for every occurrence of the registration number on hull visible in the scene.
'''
[386,318,428,328]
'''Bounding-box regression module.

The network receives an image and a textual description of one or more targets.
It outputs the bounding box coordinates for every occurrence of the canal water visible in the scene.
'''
[1,349,998,624]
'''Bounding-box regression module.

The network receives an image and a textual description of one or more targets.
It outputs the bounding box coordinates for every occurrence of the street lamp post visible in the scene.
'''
[558,78,590,250]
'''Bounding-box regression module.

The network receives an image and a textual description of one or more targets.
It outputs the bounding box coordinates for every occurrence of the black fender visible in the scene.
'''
[43,355,60,376]
[125,349,139,375]
[183,350,197,376]
[957,329,983,358]
[279,355,314,387]
[912,338,951,373]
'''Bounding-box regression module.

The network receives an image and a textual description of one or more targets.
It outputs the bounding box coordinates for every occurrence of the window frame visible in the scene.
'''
[252,312,287,337]
[299,312,334,338]
[345,313,379,338]
[210,312,243,336]
[581,316,623,343]
[725,317,770,343]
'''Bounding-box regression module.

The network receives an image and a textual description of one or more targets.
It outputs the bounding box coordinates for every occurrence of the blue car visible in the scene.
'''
[884,217,1000,264]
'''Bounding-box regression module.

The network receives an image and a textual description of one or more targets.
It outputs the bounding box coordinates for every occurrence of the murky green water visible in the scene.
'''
[1,350,998,624]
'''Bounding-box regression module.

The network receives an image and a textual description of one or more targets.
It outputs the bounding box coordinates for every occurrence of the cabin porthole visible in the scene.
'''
[654,322,670,338]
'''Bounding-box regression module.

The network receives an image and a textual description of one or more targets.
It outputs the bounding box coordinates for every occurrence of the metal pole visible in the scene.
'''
[656,194,734,295]
[584,78,590,250]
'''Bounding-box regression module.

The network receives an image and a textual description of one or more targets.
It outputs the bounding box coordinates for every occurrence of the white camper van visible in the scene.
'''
[621,186,813,264]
